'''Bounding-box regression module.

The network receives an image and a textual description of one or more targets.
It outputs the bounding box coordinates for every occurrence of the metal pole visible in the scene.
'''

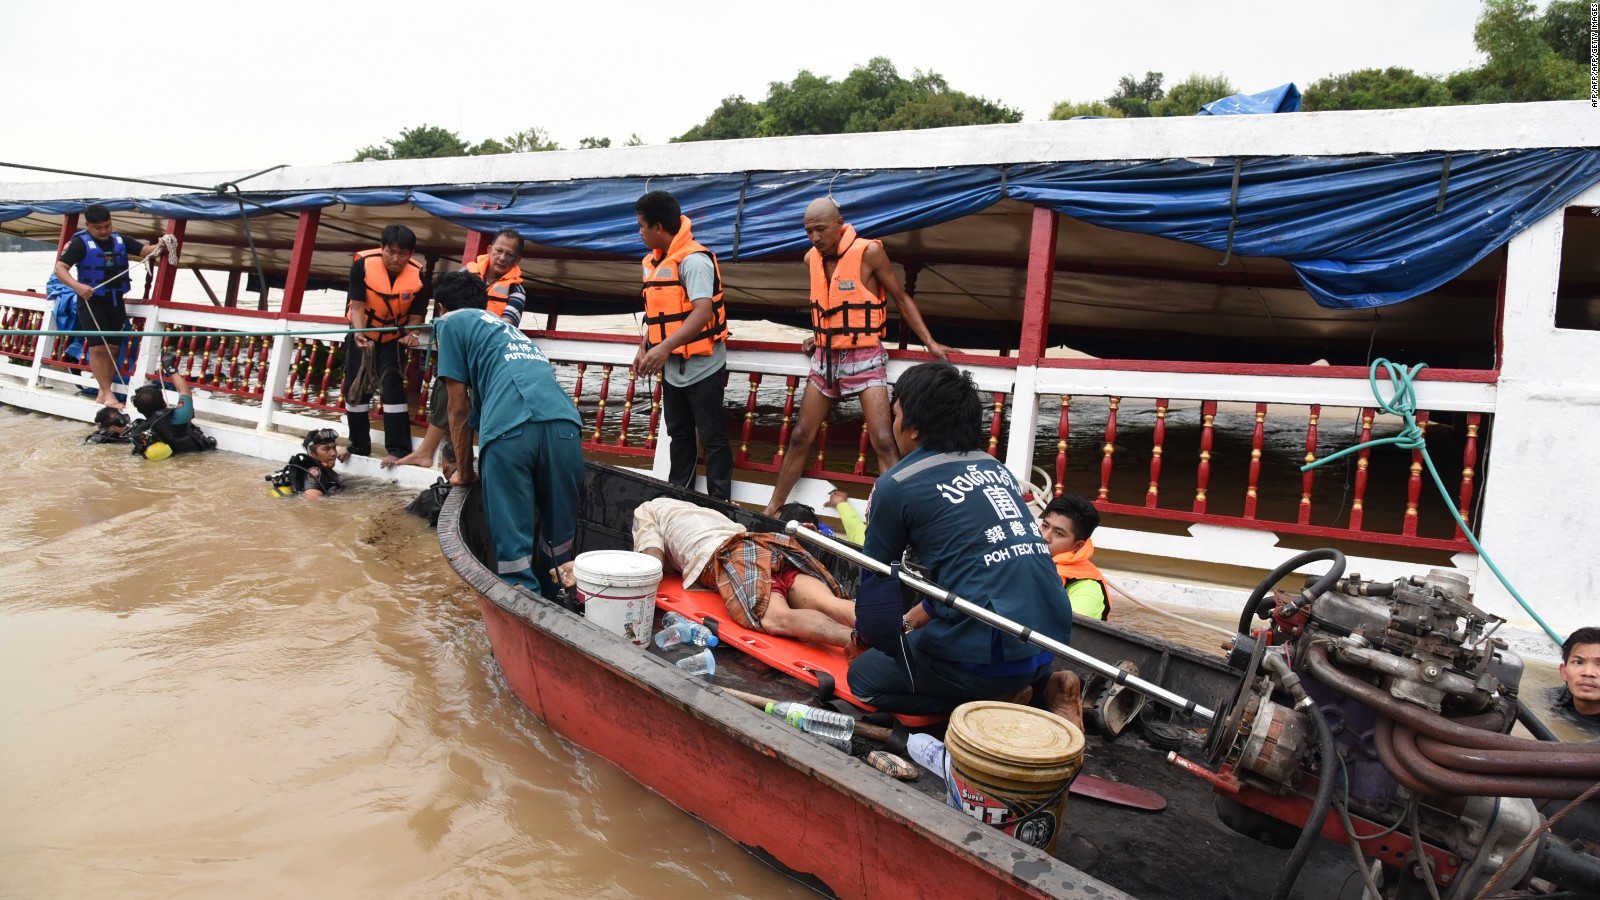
[784,522,1217,722]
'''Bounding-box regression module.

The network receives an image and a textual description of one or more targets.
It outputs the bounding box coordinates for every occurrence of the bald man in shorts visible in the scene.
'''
[763,198,948,516]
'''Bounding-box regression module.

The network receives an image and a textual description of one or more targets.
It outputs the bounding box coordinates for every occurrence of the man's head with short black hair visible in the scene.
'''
[84,204,112,224]
[379,223,417,252]
[634,191,682,233]
[433,270,488,312]
[490,228,524,255]
[1041,494,1099,556]
[891,362,983,453]
[131,383,167,417]
[776,502,819,526]
[1563,627,1600,664]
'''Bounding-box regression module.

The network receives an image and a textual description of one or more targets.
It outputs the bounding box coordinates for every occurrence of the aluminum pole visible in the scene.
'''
[784,521,1217,722]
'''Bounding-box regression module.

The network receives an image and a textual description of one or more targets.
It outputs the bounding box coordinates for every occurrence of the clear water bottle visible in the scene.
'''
[653,620,719,649]
[675,648,716,679]
[907,733,949,782]
[661,611,691,629]
[763,701,855,751]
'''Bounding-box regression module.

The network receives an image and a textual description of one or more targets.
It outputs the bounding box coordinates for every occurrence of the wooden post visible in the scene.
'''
[740,373,760,464]
[1299,405,1321,525]
[224,271,242,307]
[57,213,79,250]
[281,209,321,315]
[1244,403,1267,519]
[1456,413,1482,538]
[1147,399,1168,507]
[1403,412,1430,536]
[1017,206,1057,368]
[1194,400,1217,513]
[1350,408,1375,531]
[1054,396,1071,496]
[1098,397,1119,501]
[618,369,639,447]
[591,365,613,443]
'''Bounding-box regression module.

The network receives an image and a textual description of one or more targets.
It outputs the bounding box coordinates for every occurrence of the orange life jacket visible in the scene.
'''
[807,224,887,350]
[354,249,425,343]
[641,216,727,358]
[1053,539,1110,620]
[465,253,523,319]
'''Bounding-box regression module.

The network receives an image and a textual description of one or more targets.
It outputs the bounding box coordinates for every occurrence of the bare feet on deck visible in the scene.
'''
[96,392,124,411]
[383,450,435,469]
[1041,671,1084,733]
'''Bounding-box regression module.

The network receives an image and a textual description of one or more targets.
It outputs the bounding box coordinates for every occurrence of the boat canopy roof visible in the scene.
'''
[3,101,1596,359]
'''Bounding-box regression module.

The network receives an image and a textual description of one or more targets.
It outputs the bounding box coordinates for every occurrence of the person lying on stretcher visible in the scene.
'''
[557,497,858,647]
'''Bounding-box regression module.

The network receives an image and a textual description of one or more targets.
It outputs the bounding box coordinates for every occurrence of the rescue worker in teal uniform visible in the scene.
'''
[433,270,583,596]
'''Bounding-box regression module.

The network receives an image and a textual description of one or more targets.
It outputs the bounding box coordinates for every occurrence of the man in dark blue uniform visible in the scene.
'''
[847,362,1075,716]
[53,204,162,409]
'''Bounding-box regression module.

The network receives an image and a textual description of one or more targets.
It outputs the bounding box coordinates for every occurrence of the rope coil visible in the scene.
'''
[1302,359,1562,647]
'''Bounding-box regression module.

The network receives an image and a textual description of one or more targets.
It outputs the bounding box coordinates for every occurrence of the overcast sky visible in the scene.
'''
[0,0,1492,182]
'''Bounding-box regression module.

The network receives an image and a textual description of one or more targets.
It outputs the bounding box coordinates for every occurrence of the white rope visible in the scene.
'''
[1103,575,1237,641]
[89,234,180,293]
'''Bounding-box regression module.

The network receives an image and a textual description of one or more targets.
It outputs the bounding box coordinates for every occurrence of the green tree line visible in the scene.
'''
[348,1,1589,161]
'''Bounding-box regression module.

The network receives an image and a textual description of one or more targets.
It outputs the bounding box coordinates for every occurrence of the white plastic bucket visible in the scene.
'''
[573,550,663,647]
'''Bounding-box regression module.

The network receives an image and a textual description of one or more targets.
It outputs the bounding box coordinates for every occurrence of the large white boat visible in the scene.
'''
[2,99,1597,654]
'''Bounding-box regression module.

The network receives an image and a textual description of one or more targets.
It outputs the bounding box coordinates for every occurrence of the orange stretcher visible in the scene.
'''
[654,575,944,727]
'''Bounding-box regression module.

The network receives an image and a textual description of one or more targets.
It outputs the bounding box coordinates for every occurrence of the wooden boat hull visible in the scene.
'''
[440,477,1129,900]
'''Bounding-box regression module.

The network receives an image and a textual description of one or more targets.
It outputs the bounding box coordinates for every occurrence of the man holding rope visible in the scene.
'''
[344,224,427,461]
[53,204,164,409]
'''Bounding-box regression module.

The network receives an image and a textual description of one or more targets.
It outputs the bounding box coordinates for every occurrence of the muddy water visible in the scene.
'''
[0,409,807,899]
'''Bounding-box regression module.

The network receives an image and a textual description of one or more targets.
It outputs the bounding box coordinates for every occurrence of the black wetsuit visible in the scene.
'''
[268,453,343,496]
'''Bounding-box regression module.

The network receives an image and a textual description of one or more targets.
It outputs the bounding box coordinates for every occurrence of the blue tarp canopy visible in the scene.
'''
[5,147,1598,310]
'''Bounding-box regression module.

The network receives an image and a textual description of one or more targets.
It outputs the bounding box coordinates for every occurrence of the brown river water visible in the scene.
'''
[0,409,810,899]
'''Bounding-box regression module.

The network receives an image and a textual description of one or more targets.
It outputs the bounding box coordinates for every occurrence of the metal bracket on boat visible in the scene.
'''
[784,521,1218,723]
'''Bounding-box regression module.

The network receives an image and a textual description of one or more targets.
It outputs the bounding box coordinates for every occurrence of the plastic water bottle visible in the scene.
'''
[675,648,716,679]
[653,620,719,649]
[907,733,950,783]
[763,701,855,751]
[661,611,691,629]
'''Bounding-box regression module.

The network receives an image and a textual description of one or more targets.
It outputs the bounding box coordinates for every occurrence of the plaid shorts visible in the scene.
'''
[808,344,889,400]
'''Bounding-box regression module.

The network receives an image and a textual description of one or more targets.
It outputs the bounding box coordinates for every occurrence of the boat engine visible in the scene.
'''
[1192,550,1600,900]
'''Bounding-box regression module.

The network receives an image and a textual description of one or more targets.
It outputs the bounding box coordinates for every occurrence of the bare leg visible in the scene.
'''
[87,344,121,408]
[857,385,900,474]
[385,423,445,468]
[784,573,856,628]
[759,589,854,648]
[763,383,834,516]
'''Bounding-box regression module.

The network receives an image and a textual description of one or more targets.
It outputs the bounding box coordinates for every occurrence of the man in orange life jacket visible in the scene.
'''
[344,224,427,460]
[53,204,163,410]
[635,191,733,501]
[762,197,948,516]
[385,228,526,471]
[1039,494,1110,620]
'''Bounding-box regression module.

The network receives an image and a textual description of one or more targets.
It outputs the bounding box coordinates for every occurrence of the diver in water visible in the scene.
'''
[127,352,218,459]
[83,406,140,444]
[267,428,345,500]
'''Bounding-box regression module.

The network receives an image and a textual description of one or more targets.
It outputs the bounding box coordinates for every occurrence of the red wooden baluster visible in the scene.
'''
[644,379,662,450]
[1456,413,1482,539]
[988,392,1006,458]
[1194,400,1217,513]
[1244,403,1266,519]
[1097,397,1119,501]
[774,376,797,465]
[812,419,829,475]
[1054,396,1071,496]
[592,364,613,443]
[315,342,336,405]
[1147,399,1168,507]
[739,373,760,464]
[855,424,870,475]
[1299,405,1321,525]
[1349,408,1375,531]
[283,340,305,401]
[1403,411,1430,536]
[572,362,586,404]
[617,368,638,448]
[1,308,14,354]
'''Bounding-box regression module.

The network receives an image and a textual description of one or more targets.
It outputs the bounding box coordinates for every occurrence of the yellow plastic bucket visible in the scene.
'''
[944,701,1085,854]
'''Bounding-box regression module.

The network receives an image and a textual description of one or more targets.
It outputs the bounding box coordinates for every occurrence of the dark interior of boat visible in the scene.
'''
[448,462,1362,899]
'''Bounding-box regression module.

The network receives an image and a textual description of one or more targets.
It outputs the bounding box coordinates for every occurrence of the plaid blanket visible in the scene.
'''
[711,531,844,631]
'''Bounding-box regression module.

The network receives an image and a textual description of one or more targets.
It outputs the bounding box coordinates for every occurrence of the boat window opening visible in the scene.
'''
[1554,208,1600,332]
